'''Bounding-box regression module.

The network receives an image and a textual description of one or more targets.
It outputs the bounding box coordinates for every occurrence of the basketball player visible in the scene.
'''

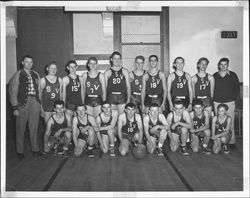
[104,51,131,115]
[167,57,193,111]
[72,104,101,158]
[40,61,62,123]
[166,99,192,155]
[189,99,211,154]
[192,57,214,117]
[143,103,171,156]
[130,55,145,111]
[211,103,232,154]
[118,103,144,156]
[82,57,106,118]
[96,101,119,156]
[43,100,72,155]
[62,60,84,117]
[141,55,167,113]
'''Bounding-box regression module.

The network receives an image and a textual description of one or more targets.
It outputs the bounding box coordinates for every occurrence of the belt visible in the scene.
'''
[148,94,158,98]
[112,92,122,95]
[197,96,208,99]
[88,95,98,98]
[176,96,186,99]
[133,92,141,96]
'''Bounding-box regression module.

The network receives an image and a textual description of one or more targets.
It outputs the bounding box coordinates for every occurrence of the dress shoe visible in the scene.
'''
[17,153,24,159]
[33,151,43,156]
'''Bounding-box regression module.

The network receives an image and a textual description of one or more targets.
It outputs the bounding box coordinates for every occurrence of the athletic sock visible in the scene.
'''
[203,144,207,148]
[158,143,163,148]
[88,146,93,150]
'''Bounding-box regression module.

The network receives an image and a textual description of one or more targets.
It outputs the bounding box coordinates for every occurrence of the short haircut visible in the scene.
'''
[149,103,159,109]
[53,100,65,108]
[101,100,111,107]
[77,104,87,110]
[218,57,229,65]
[86,56,98,71]
[125,102,136,109]
[110,51,122,66]
[217,103,229,111]
[21,55,33,62]
[135,55,145,63]
[173,99,184,106]
[197,57,209,65]
[44,61,57,75]
[192,99,203,107]
[149,55,158,62]
[65,60,77,74]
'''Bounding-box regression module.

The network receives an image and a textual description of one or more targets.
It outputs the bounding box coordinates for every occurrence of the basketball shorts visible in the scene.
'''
[66,103,78,111]
[195,130,205,138]
[149,128,161,139]
[172,125,182,135]
[85,95,102,107]
[123,132,138,143]
[42,100,57,112]
[107,92,127,105]
[215,129,232,137]
[172,96,189,109]
[195,96,213,108]
[144,94,163,107]
[131,92,141,105]
[100,130,108,136]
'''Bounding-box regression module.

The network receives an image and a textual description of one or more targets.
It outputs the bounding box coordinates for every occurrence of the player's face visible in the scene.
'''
[217,107,227,117]
[135,59,144,70]
[111,55,122,67]
[149,57,158,68]
[89,60,97,71]
[174,104,184,116]
[54,104,64,116]
[77,106,87,118]
[149,107,159,119]
[47,64,57,76]
[194,105,203,116]
[67,63,78,74]
[198,60,208,72]
[22,57,33,70]
[175,59,184,71]
[125,107,136,118]
[218,61,229,72]
[102,104,111,116]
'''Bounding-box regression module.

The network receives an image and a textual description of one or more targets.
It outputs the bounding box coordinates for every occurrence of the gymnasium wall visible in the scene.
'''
[15,7,73,82]
[169,7,243,81]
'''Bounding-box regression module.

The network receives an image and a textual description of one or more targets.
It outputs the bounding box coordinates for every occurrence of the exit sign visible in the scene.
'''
[221,31,237,39]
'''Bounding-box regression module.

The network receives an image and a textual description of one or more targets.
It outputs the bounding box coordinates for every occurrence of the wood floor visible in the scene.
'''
[5,134,243,192]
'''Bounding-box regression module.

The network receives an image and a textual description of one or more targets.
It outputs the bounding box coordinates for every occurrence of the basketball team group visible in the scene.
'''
[8,51,240,159]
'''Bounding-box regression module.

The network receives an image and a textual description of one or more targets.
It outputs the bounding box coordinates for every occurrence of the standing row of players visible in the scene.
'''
[45,98,232,157]
[9,52,239,158]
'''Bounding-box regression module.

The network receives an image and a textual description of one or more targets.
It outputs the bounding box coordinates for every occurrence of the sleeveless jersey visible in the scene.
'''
[107,68,127,94]
[51,113,67,135]
[149,115,163,129]
[172,112,185,125]
[85,72,102,96]
[77,115,91,130]
[122,114,139,135]
[195,73,211,97]
[131,71,144,94]
[215,116,229,135]
[42,76,60,111]
[193,112,205,129]
[100,113,112,128]
[145,71,163,95]
[66,75,82,105]
[171,72,189,97]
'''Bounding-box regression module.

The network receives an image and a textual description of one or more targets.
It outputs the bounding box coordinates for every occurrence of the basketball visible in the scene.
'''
[132,145,147,159]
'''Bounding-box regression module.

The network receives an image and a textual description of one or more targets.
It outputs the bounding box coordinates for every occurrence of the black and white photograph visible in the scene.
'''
[1,1,249,197]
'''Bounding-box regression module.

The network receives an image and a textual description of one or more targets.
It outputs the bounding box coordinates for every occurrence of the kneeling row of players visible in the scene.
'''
[44,99,232,157]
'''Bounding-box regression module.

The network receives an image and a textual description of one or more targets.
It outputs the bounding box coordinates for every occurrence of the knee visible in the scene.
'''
[170,145,178,152]
[204,129,211,137]
[192,146,199,153]
[181,127,188,134]
[107,129,115,137]
[160,130,168,138]
[65,131,72,139]
[221,136,227,144]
